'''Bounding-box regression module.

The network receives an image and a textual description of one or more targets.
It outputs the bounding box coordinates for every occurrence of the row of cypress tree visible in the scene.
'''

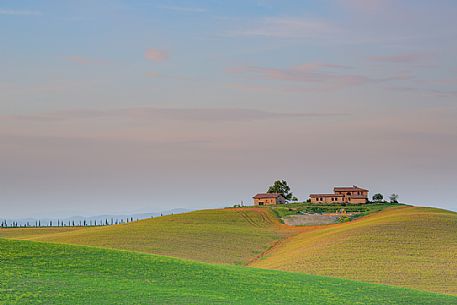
[0,216,143,228]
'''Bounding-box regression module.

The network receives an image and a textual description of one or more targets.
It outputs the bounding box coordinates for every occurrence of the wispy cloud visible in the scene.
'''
[388,86,457,98]
[0,9,42,16]
[368,53,431,64]
[228,63,412,91]
[145,48,169,62]
[157,5,207,13]
[228,17,337,38]
[230,63,355,84]
[228,62,350,74]
[1,107,347,123]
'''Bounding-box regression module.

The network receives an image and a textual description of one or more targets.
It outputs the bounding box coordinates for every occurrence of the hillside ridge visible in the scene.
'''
[251,206,457,295]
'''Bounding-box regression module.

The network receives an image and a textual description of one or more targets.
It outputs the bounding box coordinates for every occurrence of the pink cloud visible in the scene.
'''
[294,63,351,72]
[228,63,412,91]
[228,63,367,86]
[145,48,169,62]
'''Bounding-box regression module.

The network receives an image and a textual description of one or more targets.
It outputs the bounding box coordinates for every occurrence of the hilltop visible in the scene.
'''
[1,238,455,305]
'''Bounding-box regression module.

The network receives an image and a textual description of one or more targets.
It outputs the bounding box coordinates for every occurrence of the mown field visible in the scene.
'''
[1,238,456,305]
[0,208,295,265]
[251,206,457,295]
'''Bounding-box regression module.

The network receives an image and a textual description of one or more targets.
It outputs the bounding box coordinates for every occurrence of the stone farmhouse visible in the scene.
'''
[309,186,369,204]
[253,193,286,206]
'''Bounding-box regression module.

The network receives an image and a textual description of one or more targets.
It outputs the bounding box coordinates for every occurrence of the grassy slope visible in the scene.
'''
[251,206,457,295]
[0,208,294,265]
[1,239,456,305]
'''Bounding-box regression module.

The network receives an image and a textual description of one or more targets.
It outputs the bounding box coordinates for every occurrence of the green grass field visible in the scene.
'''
[251,206,457,295]
[1,238,455,305]
[0,208,295,265]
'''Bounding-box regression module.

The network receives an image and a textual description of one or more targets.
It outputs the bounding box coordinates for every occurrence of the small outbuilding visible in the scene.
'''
[253,193,286,206]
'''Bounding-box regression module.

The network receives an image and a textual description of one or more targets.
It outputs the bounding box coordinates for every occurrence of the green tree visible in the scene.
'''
[372,193,384,202]
[389,193,399,203]
[267,180,294,201]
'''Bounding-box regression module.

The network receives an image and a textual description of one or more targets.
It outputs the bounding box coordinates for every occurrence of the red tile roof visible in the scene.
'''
[334,185,368,192]
[253,193,283,199]
[310,194,344,198]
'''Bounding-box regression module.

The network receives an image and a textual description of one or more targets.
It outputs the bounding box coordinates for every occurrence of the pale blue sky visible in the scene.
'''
[1,0,456,217]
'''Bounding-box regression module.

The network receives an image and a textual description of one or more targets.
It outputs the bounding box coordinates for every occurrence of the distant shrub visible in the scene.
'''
[389,194,399,203]
[338,216,351,223]
[372,193,384,202]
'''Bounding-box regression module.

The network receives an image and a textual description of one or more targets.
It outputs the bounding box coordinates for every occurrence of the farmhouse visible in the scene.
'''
[309,186,369,204]
[253,193,286,206]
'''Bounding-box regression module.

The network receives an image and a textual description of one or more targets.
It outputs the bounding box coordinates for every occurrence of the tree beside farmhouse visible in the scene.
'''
[267,180,296,201]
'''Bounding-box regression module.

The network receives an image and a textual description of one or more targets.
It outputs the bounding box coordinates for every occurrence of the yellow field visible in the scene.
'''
[251,206,457,295]
[0,208,294,265]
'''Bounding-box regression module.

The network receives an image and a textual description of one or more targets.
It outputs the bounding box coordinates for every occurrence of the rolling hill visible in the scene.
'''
[1,205,456,296]
[1,238,455,305]
[251,206,457,295]
[0,208,295,265]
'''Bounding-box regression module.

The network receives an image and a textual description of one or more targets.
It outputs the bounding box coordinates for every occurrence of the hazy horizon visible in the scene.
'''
[1,0,456,218]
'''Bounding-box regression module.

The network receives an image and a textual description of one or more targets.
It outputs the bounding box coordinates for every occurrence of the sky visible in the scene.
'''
[1,0,456,217]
